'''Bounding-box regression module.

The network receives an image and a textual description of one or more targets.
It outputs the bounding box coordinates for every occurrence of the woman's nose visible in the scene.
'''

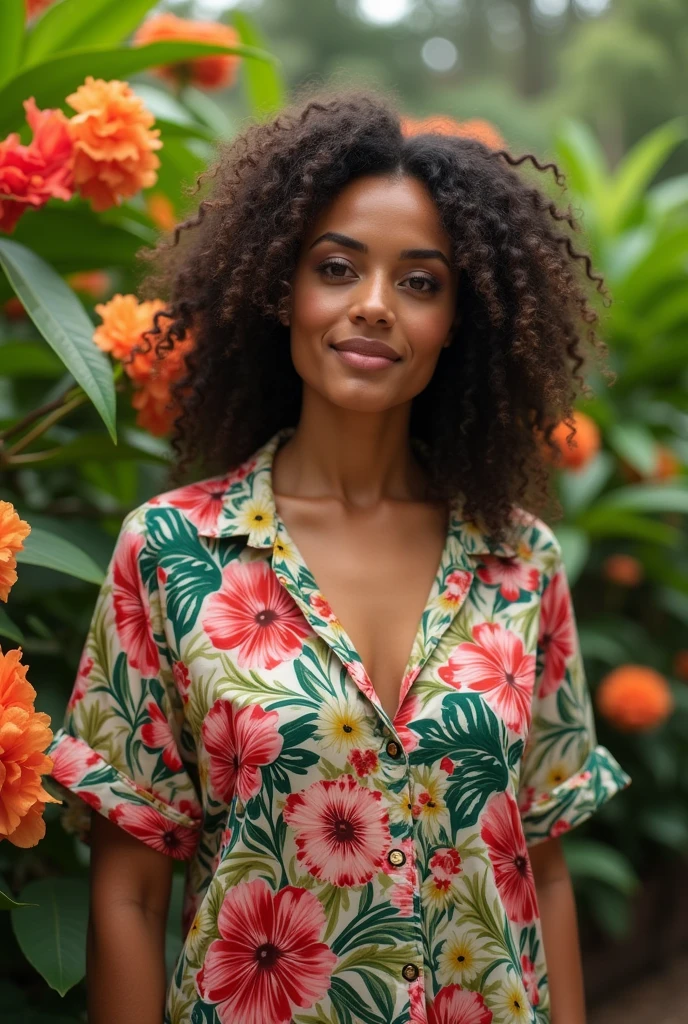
[347,273,396,328]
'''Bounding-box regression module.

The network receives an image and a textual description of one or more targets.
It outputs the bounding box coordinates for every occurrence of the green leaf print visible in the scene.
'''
[329,976,389,1024]
[412,693,510,830]
[140,509,222,643]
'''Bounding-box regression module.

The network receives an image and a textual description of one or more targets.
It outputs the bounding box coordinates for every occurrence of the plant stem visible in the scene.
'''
[0,386,80,442]
[1,393,89,460]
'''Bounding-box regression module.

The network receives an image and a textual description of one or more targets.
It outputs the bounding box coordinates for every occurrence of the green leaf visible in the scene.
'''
[554,119,608,203]
[594,482,688,514]
[0,340,64,378]
[605,118,688,234]
[20,430,169,468]
[16,527,105,585]
[12,203,147,274]
[606,423,659,477]
[0,239,116,442]
[558,451,614,517]
[552,526,589,585]
[11,878,88,995]
[0,607,24,644]
[132,84,214,141]
[0,0,25,88]
[0,890,37,910]
[577,505,680,546]
[563,838,639,894]
[0,40,277,136]
[233,12,284,117]
[24,0,158,65]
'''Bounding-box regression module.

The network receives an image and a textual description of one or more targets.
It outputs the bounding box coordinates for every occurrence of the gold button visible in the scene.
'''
[388,848,406,868]
[402,963,419,982]
[235,799,245,818]
[386,740,401,759]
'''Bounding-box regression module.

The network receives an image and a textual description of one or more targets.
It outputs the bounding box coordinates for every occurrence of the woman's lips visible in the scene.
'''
[329,337,400,371]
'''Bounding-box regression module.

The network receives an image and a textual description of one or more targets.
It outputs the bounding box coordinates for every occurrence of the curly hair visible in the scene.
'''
[140,87,612,546]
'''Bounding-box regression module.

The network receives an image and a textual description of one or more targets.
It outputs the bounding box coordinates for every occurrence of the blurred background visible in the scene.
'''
[1,0,687,1021]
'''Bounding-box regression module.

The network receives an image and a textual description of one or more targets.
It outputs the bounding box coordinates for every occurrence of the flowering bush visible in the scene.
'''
[134,13,242,90]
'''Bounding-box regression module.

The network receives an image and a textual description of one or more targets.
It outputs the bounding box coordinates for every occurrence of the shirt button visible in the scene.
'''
[387,848,406,868]
[386,739,401,759]
[402,963,419,982]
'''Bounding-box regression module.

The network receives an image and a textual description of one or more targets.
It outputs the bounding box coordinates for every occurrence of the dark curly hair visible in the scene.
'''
[140,87,613,546]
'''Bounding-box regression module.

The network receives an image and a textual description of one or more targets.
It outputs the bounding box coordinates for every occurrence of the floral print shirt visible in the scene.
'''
[47,427,630,1024]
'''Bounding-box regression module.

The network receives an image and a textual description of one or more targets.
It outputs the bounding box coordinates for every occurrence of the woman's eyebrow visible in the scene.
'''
[309,231,450,268]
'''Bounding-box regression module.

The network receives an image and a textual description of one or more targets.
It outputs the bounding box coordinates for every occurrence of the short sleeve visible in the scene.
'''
[517,546,631,847]
[45,509,202,860]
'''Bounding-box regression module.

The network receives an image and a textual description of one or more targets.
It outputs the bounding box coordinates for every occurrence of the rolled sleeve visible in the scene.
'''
[45,510,202,860]
[518,550,631,847]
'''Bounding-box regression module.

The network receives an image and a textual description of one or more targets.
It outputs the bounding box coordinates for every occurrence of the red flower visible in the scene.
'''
[196,878,337,1024]
[550,819,570,838]
[348,748,378,777]
[112,530,160,677]
[440,756,454,775]
[428,985,493,1024]
[49,735,99,787]
[172,660,191,704]
[309,593,337,622]
[537,569,575,697]
[140,702,182,770]
[203,561,313,668]
[155,475,235,533]
[202,699,283,804]
[480,792,538,924]
[393,693,420,752]
[0,98,74,233]
[438,622,536,733]
[477,555,539,601]
[109,801,198,860]
[429,847,462,880]
[521,954,540,1006]
[283,773,391,887]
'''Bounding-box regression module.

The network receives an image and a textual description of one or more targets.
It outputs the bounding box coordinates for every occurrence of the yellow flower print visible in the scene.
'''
[273,537,297,562]
[236,499,274,535]
[388,788,415,827]
[546,762,568,788]
[411,765,448,840]
[493,978,531,1022]
[316,694,374,753]
[437,933,484,985]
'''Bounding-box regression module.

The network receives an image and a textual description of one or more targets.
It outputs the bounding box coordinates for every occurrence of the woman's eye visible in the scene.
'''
[318,258,353,279]
[406,274,439,293]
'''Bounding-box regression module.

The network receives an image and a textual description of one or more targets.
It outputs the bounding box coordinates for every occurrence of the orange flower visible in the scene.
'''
[596,665,674,732]
[25,0,55,19]
[620,444,682,483]
[602,554,643,588]
[548,411,600,471]
[673,650,688,682]
[67,270,111,301]
[0,646,60,848]
[94,293,193,435]
[66,77,162,212]
[3,297,26,320]
[401,114,505,150]
[134,13,241,91]
[0,501,30,603]
[0,98,74,233]
[146,191,177,232]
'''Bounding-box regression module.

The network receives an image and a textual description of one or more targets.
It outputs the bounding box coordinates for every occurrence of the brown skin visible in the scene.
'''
[87,173,585,1023]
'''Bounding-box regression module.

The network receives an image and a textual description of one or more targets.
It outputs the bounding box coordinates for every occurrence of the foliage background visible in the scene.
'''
[1,0,688,1019]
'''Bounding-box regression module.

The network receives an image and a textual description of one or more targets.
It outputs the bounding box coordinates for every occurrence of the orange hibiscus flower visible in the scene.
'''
[134,13,241,91]
[0,501,30,603]
[66,77,162,212]
[401,114,505,150]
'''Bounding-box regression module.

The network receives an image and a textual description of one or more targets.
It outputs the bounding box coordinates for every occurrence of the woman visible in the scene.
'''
[47,90,630,1024]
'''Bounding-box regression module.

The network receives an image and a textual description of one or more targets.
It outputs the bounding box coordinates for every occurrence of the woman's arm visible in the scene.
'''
[530,837,586,1024]
[87,812,174,1024]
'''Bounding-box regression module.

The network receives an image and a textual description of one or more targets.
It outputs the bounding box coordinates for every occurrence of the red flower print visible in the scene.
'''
[393,694,420,752]
[283,773,391,887]
[440,756,454,775]
[79,790,101,811]
[550,819,571,838]
[202,561,313,669]
[196,878,336,1024]
[537,569,575,698]
[310,593,337,622]
[172,660,191,704]
[112,530,160,677]
[477,555,539,602]
[438,622,536,733]
[444,569,473,604]
[154,476,234,533]
[518,786,535,815]
[428,985,493,1024]
[429,847,462,880]
[480,792,538,924]
[521,954,540,1006]
[141,701,183,771]
[343,659,376,700]
[202,699,283,803]
[409,977,429,1024]
[50,736,99,786]
[348,748,378,777]
[109,801,198,860]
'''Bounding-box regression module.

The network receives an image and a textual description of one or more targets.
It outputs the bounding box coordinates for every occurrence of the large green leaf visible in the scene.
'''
[0,340,64,378]
[594,481,688,514]
[0,890,37,910]
[12,203,148,272]
[564,839,638,894]
[577,505,681,546]
[233,12,284,118]
[0,40,276,136]
[606,423,659,477]
[16,527,105,585]
[0,608,23,644]
[24,0,158,65]
[11,878,89,995]
[554,119,608,204]
[0,239,116,441]
[604,118,688,235]
[0,0,25,88]
[19,430,169,468]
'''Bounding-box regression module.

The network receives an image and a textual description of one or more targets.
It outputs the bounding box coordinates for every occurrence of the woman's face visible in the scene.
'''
[287,173,459,414]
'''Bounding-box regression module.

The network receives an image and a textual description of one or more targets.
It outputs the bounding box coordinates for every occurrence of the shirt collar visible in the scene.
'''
[193,426,517,558]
